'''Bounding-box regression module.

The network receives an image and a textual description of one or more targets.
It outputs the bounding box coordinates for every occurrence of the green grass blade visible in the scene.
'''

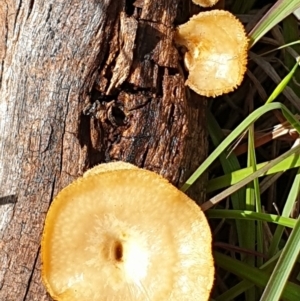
[260,218,300,301]
[202,144,300,211]
[207,110,247,248]
[207,210,297,228]
[181,102,300,192]
[259,40,300,57]
[207,153,300,192]
[207,110,245,209]
[244,127,256,301]
[266,60,299,104]
[248,0,300,47]
[247,127,264,268]
[215,280,253,301]
[215,251,284,300]
[214,252,300,300]
[268,168,300,257]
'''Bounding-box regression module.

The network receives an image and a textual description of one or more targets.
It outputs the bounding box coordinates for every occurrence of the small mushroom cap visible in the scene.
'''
[175,10,248,97]
[41,163,214,301]
[192,0,219,7]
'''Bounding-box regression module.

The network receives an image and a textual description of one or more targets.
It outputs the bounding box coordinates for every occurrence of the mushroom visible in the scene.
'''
[192,0,220,7]
[175,10,248,97]
[41,162,214,301]
[83,161,138,177]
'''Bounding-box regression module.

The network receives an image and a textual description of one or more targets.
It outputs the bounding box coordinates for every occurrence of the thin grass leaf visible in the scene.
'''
[214,252,300,300]
[244,126,257,301]
[181,102,300,192]
[207,153,300,192]
[248,0,300,47]
[260,218,300,301]
[215,280,253,301]
[249,52,300,111]
[202,144,300,211]
[215,251,284,301]
[247,126,264,268]
[207,210,296,228]
[266,60,299,104]
[207,110,248,249]
[207,110,245,209]
[268,167,300,257]
[260,41,300,57]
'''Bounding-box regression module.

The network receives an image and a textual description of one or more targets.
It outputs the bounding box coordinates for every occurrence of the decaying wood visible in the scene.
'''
[0,0,207,300]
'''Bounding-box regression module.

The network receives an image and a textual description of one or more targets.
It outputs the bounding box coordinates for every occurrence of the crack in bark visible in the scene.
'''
[0,2,8,87]
[45,4,52,23]
[13,0,23,35]
[26,0,35,20]
[23,246,40,301]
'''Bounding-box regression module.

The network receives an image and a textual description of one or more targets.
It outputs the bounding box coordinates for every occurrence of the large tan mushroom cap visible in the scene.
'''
[41,163,214,301]
[175,10,248,97]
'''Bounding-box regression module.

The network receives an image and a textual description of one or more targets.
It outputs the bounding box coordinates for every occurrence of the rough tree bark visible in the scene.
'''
[0,0,207,300]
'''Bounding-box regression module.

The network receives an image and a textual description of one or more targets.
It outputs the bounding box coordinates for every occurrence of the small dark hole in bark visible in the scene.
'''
[91,88,115,103]
[78,111,91,147]
[114,241,123,261]
[110,106,127,126]
[168,68,178,76]
[125,0,135,16]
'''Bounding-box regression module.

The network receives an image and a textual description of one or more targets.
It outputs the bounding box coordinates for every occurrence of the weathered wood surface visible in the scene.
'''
[0,0,207,300]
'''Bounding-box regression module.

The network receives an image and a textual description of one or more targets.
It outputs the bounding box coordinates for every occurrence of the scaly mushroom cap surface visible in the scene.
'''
[175,10,248,97]
[41,163,214,301]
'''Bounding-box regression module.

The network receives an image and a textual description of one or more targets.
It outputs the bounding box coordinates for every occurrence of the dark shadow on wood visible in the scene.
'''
[0,195,18,205]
